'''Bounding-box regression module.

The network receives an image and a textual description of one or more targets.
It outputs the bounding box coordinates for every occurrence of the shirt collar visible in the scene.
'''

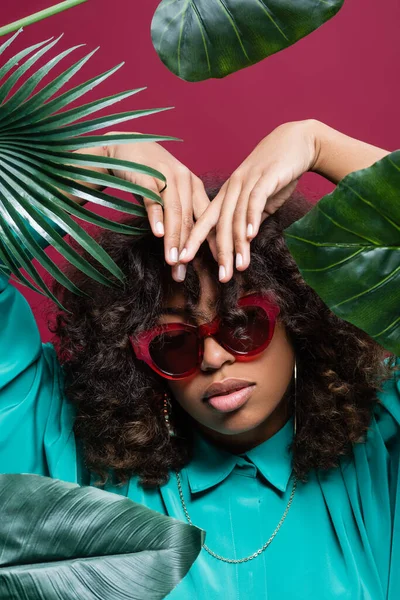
[186,417,294,495]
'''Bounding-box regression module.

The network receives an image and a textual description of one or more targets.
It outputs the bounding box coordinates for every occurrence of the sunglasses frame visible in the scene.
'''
[130,293,280,380]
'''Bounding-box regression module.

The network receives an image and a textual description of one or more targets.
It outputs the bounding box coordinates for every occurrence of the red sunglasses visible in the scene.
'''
[130,293,280,380]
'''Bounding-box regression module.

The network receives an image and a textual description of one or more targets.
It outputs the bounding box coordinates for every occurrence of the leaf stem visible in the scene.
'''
[0,0,88,37]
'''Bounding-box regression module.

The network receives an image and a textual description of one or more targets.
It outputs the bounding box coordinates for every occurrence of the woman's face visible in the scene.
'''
[161,266,295,452]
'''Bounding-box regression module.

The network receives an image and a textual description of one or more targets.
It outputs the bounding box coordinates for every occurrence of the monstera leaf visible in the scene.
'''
[0,30,175,306]
[151,0,344,82]
[0,474,203,600]
[284,151,400,356]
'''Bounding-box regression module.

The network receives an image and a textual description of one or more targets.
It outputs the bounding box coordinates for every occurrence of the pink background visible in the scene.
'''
[1,0,399,341]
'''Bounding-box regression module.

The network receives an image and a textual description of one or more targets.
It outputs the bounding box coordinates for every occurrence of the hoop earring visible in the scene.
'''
[163,392,177,438]
[293,358,297,436]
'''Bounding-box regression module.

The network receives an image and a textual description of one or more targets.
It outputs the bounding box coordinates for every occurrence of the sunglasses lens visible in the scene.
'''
[218,306,272,354]
[149,330,198,376]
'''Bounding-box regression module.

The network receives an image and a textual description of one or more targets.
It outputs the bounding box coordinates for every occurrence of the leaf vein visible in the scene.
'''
[256,0,289,41]
[216,0,250,62]
[340,180,400,233]
[190,2,211,74]
[331,264,400,309]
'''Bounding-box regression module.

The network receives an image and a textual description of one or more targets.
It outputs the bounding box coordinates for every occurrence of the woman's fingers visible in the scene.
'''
[191,176,217,261]
[264,179,299,216]
[231,173,261,273]
[246,169,295,237]
[141,177,166,237]
[191,175,210,222]
[170,170,195,282]
[213,177,243,281]
[162,181,183,266]
[179,194,223,263]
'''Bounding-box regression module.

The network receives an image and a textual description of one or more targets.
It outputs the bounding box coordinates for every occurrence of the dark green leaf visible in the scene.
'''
[151,0,344,82]
[0,474,203,600]
[0,158,126,284]
[0,148,158,212]
[4,151,163,201]
[0,145,166,183]
[2,87,143,131]
[0,28,22,57]
[284,151,400,355]
[11,107,173,138]
[0,48,100,129]
[0,213,61,303]
[0,35,63,104]
[0,36,174,301]
[0,181,86,298]
[0,235,47,296]
[0,178,126,290]
[0,133,179,151]
[0,36,50,83]
[0,44,84,119]
[2,61,126,123]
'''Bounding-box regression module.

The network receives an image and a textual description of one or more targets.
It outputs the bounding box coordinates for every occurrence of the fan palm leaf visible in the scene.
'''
[0,30,176,307]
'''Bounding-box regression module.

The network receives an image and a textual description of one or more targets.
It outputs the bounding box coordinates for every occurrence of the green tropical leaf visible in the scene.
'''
[0,184,85,297]
[0,33,175,301]
[0,473,203,600]
[0,35,64,105]
[151,0,345,82]
[284,151,400,356]
[0,145,166,183]
[0,53,122,128]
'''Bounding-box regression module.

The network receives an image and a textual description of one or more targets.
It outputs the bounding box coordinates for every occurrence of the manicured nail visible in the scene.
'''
[247,223,253,238]
[179,248,187,261]
[219,265,226,281]
[155,221,164,235]
[170,247,178,263]
[236,253,243,268]
[176,264,186,282]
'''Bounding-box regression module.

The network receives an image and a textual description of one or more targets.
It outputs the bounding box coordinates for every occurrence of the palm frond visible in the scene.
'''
[0,31,176,307]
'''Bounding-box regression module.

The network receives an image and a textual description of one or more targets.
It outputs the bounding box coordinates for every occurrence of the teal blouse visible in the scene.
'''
[1,269,400,599]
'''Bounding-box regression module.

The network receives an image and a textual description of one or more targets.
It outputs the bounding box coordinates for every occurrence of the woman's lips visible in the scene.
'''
[206,385,256,413]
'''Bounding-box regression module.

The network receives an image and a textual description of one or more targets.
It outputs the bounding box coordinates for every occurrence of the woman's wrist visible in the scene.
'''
[309,119,390,184]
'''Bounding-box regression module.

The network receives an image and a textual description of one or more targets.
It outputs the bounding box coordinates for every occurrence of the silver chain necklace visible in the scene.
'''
[175,471,297,564]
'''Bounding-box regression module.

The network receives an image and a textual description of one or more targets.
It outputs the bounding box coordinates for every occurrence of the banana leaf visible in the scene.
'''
[284,151,400,356]
[0,31,177,307]
[151,0,344,82]
[0,473,204,600]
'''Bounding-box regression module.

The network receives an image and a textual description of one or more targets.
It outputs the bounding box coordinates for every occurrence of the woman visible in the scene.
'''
[1,119,399,599]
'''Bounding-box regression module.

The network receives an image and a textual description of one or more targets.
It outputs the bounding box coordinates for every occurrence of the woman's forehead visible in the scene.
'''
[162,290,218,320]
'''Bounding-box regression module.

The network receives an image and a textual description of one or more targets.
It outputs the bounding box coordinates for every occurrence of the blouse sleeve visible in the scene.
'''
[0,217,66,392]
[372,358,400,598]
[0,219,77,480]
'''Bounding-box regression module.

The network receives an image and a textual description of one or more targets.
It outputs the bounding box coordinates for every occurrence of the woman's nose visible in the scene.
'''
[200,336,235,371]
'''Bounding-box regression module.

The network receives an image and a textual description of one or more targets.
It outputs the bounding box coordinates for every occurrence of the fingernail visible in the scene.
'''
[236,253,243,268]
[247,223,253,238]
[219,265,226,281]
[179,248,187,261]
[155,221,164,235]
[176,264,186,282]
[170,247,178,263]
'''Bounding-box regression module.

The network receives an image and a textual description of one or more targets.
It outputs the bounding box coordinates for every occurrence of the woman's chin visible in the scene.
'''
[204,408,276,438]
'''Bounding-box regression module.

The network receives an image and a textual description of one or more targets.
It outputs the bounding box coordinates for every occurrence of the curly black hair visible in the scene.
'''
[51,186,397,488]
